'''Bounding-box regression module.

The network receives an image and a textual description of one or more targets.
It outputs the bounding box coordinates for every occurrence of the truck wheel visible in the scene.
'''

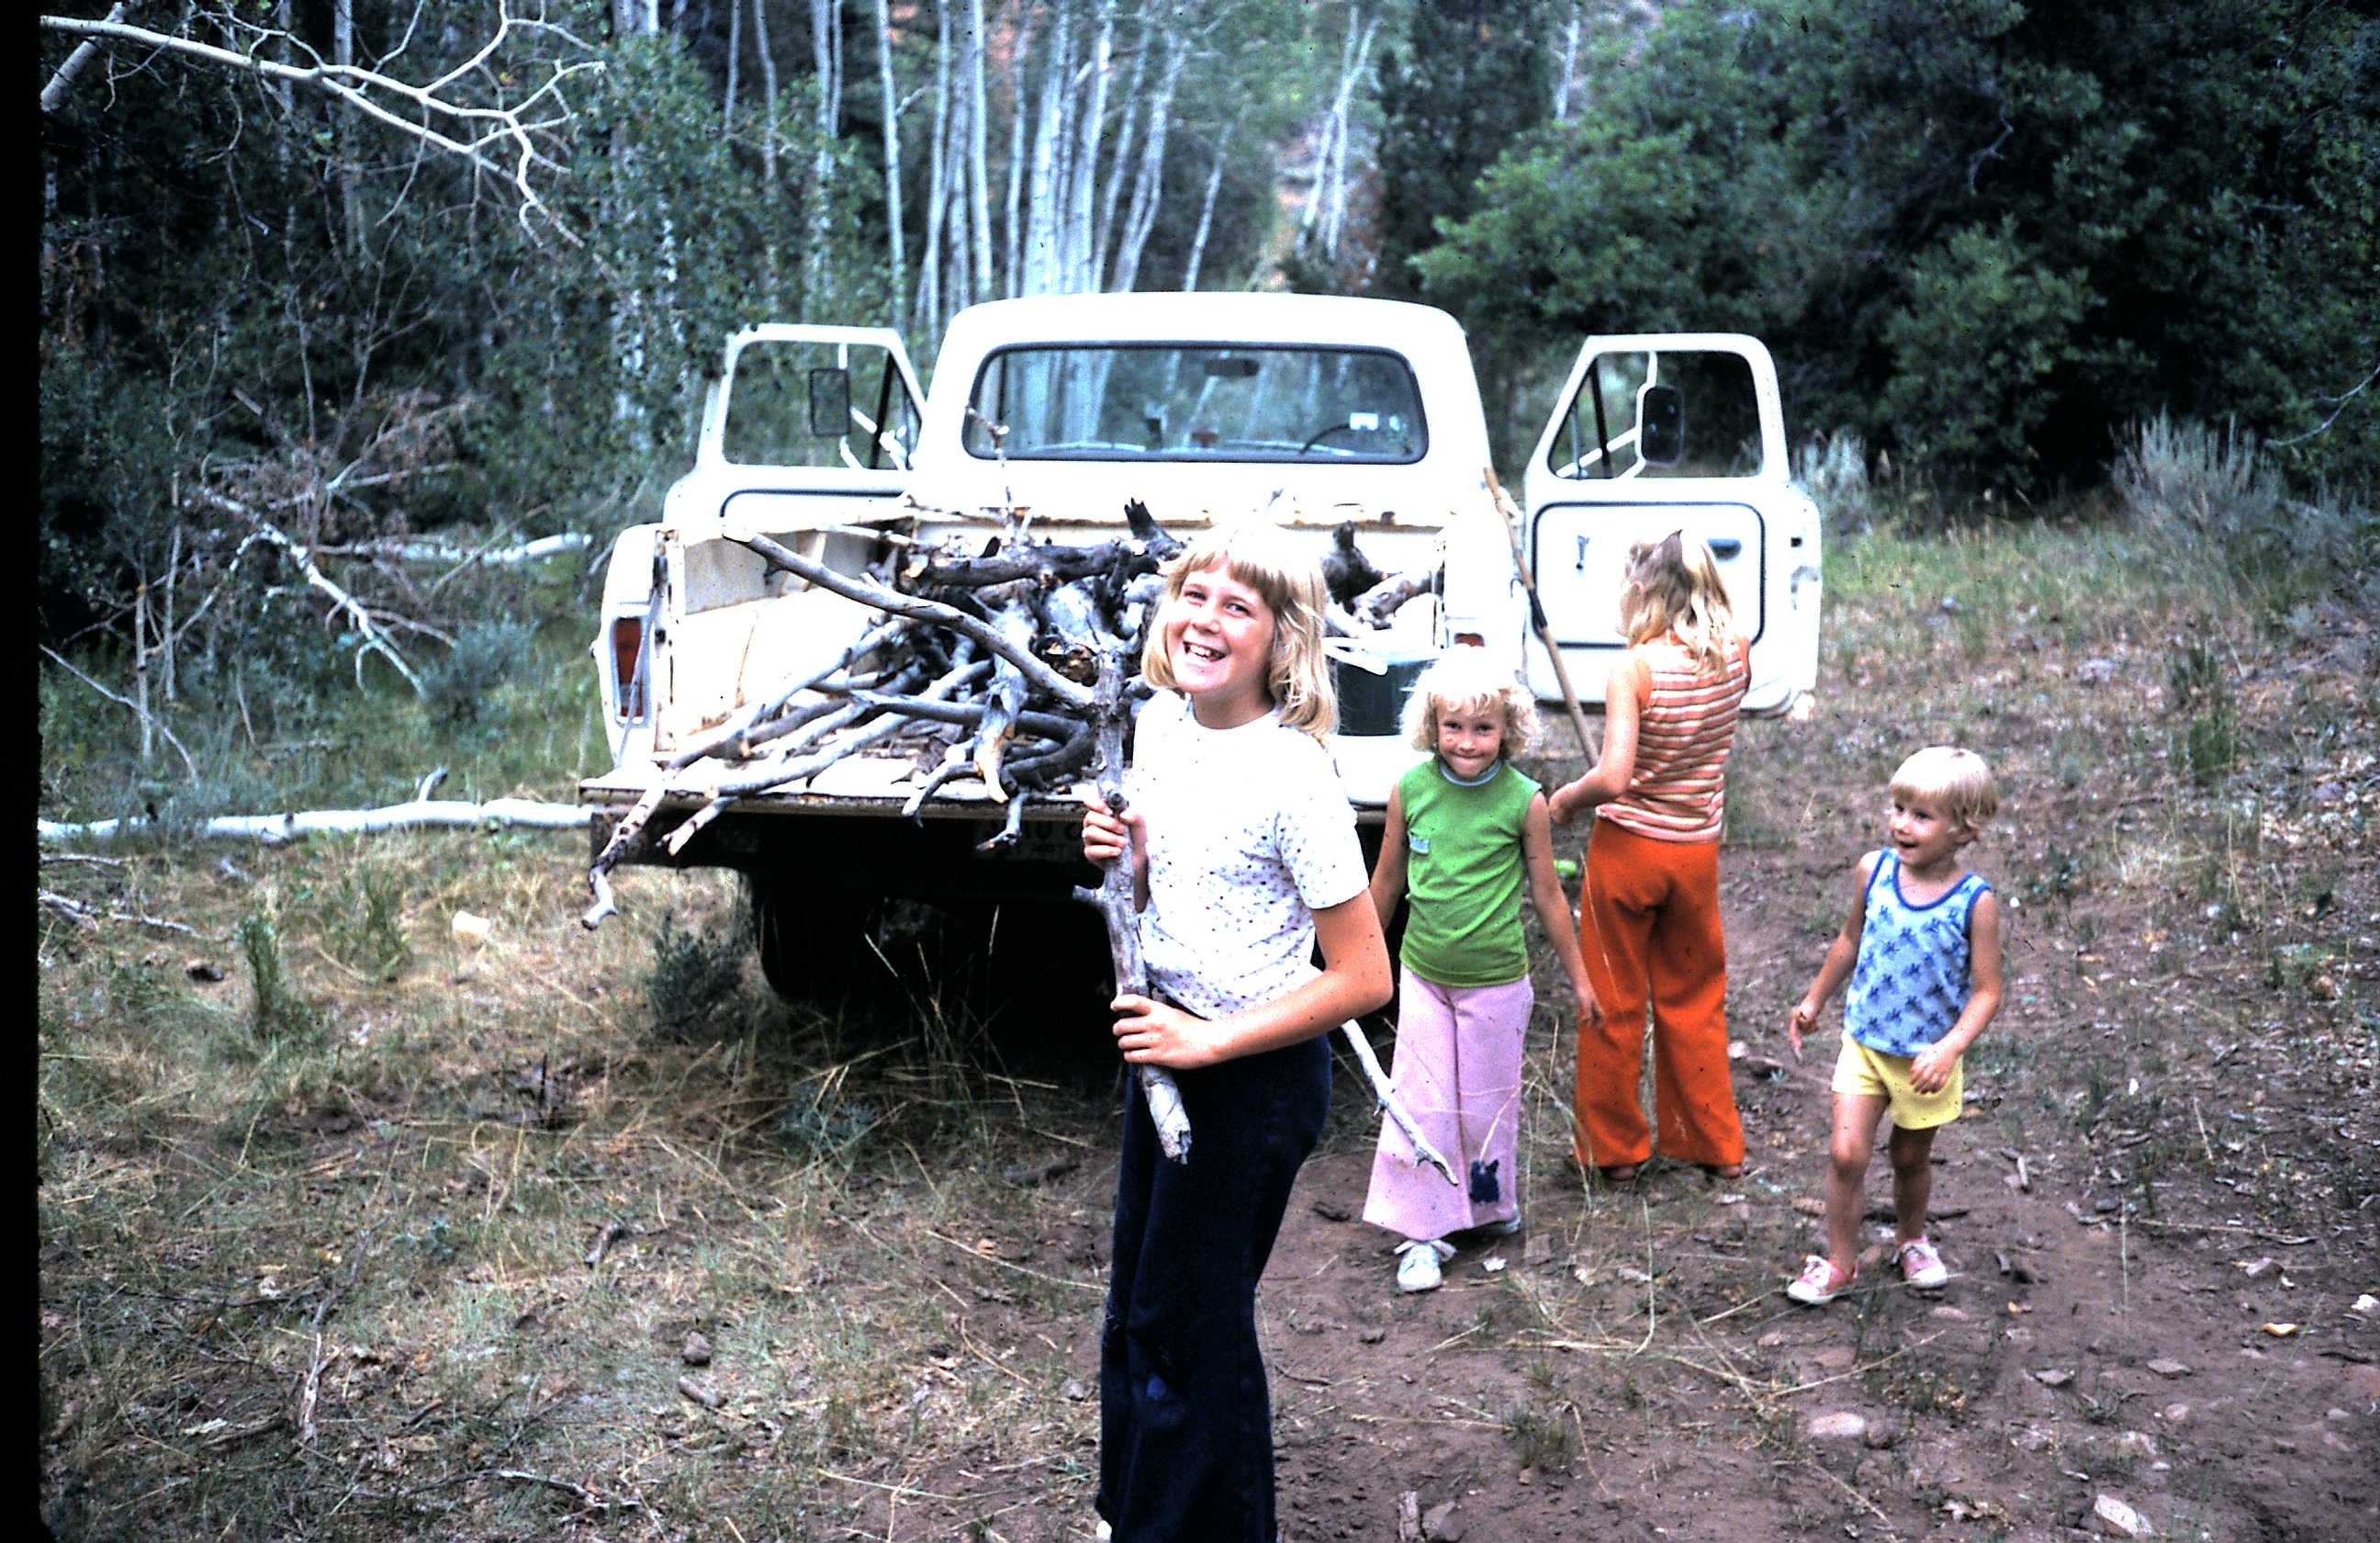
[747,872,895,1002]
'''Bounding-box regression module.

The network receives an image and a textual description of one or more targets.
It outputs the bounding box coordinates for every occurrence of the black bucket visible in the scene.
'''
[1333,644,1438,738]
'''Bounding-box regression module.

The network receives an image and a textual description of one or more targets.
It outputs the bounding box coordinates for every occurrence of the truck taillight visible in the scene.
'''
[611,617,646,720]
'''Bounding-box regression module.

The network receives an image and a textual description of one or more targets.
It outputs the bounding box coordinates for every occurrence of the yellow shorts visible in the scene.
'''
[1832,1035,1963,1130]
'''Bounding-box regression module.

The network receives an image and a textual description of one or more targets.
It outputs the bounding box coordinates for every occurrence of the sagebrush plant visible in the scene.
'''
[2115,414,2376,619]
[643,908,750,1031]
[1795,430,1873,535]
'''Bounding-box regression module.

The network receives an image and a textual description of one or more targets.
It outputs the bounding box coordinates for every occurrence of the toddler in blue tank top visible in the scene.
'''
[1782,748,2004,1304]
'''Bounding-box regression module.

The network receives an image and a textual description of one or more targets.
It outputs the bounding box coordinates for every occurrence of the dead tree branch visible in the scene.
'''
[39,7,601,241]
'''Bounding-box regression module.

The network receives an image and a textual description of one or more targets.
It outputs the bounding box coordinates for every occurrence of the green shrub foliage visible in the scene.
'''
[1420,0,2379,497]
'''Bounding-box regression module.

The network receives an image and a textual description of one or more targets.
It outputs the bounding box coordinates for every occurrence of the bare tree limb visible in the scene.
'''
[39,7,602,242]
[189,488,427,696]
[39,645,202,781]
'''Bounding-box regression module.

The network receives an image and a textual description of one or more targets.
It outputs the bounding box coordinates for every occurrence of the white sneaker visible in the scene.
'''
[1395,1238,1455,1292]
[1896,1236,1950,1290]
[1473,1211,1523,1237]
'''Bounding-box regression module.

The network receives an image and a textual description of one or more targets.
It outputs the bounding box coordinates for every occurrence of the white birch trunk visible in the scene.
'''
[875,0,905,322]
[1179,115,1233,293]
[964,0,995,307]
[1063,0,1117,294]
[915,0,951,332]
[1107,27,1182,294]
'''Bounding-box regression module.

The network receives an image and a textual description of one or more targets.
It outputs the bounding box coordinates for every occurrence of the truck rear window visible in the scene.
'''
[963,344,1426,464]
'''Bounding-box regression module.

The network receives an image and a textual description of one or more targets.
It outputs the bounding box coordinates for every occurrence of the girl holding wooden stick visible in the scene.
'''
[1548,531,1752,1185]
[1079,521,1392,1542]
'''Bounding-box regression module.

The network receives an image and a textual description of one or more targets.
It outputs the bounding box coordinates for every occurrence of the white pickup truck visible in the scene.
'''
[581,293,1821,992]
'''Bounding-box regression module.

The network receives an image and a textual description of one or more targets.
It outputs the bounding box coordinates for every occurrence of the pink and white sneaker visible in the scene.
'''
[1896,1236,1950,1290]
[1786,1256,1856,1305]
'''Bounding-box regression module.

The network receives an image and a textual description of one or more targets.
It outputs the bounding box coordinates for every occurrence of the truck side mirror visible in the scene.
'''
[808,367,852,438]
[1639,384,1684,467]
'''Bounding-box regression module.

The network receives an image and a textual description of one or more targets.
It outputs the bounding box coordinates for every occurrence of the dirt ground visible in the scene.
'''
[38,541,2380,1542]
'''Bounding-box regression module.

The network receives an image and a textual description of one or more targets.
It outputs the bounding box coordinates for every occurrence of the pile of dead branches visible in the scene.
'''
[580,504,1431,929]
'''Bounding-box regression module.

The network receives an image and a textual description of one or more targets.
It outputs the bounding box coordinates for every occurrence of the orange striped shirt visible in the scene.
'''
[1598,636,1748,844]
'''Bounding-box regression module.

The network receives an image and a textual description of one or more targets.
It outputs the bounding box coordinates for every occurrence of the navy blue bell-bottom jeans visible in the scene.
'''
[1096,1035,1330,1543]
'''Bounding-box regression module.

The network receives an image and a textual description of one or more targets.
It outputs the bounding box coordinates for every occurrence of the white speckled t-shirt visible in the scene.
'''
[1126,691,1369,1021]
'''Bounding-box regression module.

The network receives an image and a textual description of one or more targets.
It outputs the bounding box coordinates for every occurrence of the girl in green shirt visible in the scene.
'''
[1362,649,1596,1291]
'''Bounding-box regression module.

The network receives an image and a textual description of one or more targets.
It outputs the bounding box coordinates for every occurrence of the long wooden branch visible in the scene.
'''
[1337,1021,1459,1187]
[39,797,591,847]
[1070,652,1190,1162]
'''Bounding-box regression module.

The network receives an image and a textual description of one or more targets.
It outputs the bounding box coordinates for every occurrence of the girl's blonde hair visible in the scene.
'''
[1890,746,2000,837]
[1620,530,1739,672]
[1139,521,1337,738]
[1400,648,1539,760]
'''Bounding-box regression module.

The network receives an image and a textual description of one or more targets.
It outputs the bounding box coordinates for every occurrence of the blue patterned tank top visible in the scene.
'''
[1844,851,1991,1057]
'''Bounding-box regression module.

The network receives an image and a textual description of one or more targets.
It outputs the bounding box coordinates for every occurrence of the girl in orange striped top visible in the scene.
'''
[1547,532,1750,1185]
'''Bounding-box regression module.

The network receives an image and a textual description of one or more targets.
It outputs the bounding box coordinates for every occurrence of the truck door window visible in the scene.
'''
[724,341,920,471]
[1550,350,1763,480]
[964,344,1426,464]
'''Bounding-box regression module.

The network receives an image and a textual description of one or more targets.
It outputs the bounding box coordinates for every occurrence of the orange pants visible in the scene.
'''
[1573,820,1744,1170]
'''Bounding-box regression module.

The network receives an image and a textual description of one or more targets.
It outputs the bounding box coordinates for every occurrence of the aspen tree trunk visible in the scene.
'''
[1554,2,1581,122]
[724,0,742,125]
[1021,4,1071,295]
[1064,0,1116,293]
[915,0,951,332]
[1093,22,1149,288]
[964,0,995,308]
[874,0,905,321]
[1179,115,1234,293]
[753,0,780,186]
[1108,26,1183,295]
[809,0,843,305]
[1310,8,1377,263]
[1001,1,1038,298]
[332,0,363,257]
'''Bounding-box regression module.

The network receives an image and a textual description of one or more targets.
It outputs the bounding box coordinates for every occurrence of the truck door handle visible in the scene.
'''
[1711,538,1742,558]
[1575,535,1589,571]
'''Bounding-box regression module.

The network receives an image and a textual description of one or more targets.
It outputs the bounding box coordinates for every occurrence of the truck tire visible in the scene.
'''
[747,871,899,1002]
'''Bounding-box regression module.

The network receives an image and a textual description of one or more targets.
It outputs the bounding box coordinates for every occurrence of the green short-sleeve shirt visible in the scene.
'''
[1396,759,1539,989]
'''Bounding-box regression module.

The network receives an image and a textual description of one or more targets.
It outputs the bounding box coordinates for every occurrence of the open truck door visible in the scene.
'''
[1521,333,1821,716]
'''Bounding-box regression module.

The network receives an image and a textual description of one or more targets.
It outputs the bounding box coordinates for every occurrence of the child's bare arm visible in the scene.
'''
[1910,891,2004,1092]
[1366,786,1409,932]
[1521,793,1597,1018]
[1548,655,1645,824]
[1789,852,1876,1056]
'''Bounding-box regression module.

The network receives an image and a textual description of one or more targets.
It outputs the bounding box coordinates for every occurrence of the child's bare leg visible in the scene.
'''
[1824,1093,1889,1276]
[1888,1123,1938,1245]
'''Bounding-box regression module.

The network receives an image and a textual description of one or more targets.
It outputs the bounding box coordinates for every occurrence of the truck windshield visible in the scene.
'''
[963,344,1426,463]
